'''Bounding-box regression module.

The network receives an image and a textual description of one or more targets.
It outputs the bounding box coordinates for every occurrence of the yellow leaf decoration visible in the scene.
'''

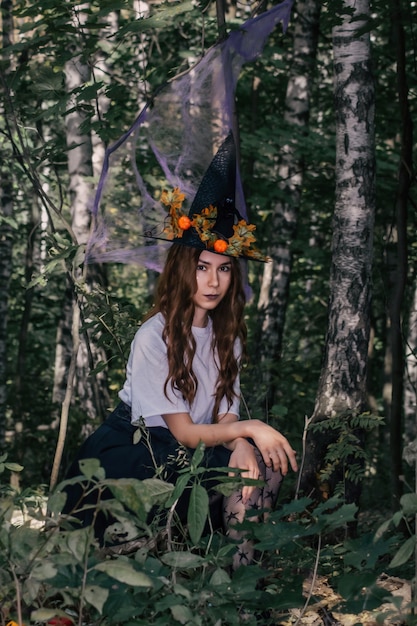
[233,220,257,247]
[161,187,185,210]
[159,187,270,262]
[162,187,188,239]
[192,205,217,243]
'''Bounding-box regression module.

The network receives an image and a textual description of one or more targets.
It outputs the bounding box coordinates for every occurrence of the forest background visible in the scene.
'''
[0,0,417,624]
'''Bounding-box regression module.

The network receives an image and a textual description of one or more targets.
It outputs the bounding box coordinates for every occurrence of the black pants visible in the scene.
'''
[62,402,231,541]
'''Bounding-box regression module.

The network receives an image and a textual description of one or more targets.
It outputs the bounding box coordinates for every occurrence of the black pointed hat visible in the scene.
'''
[161,132,269,262]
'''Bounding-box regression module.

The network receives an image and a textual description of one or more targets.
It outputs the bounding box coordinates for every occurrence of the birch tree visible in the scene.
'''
[300,0,375,502]
[405,281,417,437]
[256,0,321,408]
[52,2,110,426]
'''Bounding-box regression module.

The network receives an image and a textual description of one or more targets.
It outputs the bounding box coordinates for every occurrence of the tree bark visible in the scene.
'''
[12,199,40,426]
[0,0,14,447]
[132,0,159,300]
[256,0,321,408]
[0,180,13,448]
[53,2,110,425]
[384,0,413,506]
[404,280,417,439]
[300,0,375,504]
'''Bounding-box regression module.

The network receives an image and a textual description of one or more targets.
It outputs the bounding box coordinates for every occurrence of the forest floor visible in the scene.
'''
[278,573,412,625]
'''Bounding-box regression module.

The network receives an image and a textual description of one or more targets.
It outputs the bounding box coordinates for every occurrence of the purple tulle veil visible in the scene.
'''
[85,0,294,273]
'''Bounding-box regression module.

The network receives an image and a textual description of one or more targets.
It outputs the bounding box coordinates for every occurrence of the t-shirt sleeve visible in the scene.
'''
[119,318,189,424]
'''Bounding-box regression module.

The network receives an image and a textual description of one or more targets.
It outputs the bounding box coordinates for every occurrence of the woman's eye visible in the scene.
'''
[220,265,231,272]
[197,264,206,271]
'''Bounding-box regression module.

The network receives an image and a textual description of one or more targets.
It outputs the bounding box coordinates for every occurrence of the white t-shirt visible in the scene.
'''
[118,312,241,427]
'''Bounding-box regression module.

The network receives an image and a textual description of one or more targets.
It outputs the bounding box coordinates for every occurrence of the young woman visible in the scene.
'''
[63,134,297,568]
[63,243,297,567]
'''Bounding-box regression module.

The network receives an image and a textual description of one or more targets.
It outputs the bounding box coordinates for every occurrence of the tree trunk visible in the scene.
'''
[12,198,40,426]
[53,2,110,425]
[91,9,118,179]
[132,0,158,300]
[0,180,13,448]
[256,0,321,408]
[0,0,14,447]
[404,280,417,439]
[300,0,375,504]
[384,0,413,506]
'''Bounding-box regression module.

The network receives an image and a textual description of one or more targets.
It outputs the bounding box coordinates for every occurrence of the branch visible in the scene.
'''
[49,290,81,490]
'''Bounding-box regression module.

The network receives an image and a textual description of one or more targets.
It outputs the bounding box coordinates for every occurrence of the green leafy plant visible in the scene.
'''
[310,412,385,497]
[376,490,417,570]
[0,419,409,624]
[1,450,408,626]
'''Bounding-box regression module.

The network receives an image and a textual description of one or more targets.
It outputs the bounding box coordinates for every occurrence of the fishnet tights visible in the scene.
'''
[223,447,283,569]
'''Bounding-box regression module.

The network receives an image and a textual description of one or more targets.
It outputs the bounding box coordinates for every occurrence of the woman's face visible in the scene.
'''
[192,250,232,326]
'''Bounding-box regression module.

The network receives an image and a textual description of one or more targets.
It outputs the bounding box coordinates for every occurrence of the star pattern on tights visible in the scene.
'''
[238,548,251,564]
[264,489,276,501]
[224,509,240,524]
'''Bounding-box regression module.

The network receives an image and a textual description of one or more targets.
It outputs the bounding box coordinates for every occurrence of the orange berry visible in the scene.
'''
[178,215,191,230]
[213,239,228,253]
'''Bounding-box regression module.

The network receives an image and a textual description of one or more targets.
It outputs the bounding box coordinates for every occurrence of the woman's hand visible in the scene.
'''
[162,412,298,477]
[247,420,298,476]
[228,438,261,504]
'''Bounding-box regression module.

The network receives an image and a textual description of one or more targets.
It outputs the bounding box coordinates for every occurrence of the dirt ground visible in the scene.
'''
[278,574,413,626]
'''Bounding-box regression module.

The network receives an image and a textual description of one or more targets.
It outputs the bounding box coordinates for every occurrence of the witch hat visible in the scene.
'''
[162,132,269,261]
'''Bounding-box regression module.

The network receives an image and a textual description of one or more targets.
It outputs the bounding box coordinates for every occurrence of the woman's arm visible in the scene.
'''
[162,412,298,475]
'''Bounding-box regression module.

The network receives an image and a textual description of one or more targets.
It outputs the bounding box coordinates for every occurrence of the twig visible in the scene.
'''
[293,532,322,626]
[166,497,179,554]
[240,391,253,420]
[10,562,24,626]
[295,414,314,499]
[78,526,96,626]
[49,293,82,490]
[166,498,179,585]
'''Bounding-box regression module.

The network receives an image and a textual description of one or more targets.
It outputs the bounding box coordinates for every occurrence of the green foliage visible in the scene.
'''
[118,1,195,34]
[311,412,385,493]
[3,451,412,625]
[0,452,24,476]
[376,491,417,570]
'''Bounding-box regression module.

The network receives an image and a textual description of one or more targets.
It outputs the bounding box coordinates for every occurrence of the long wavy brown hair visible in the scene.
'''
[144,244,247,422]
